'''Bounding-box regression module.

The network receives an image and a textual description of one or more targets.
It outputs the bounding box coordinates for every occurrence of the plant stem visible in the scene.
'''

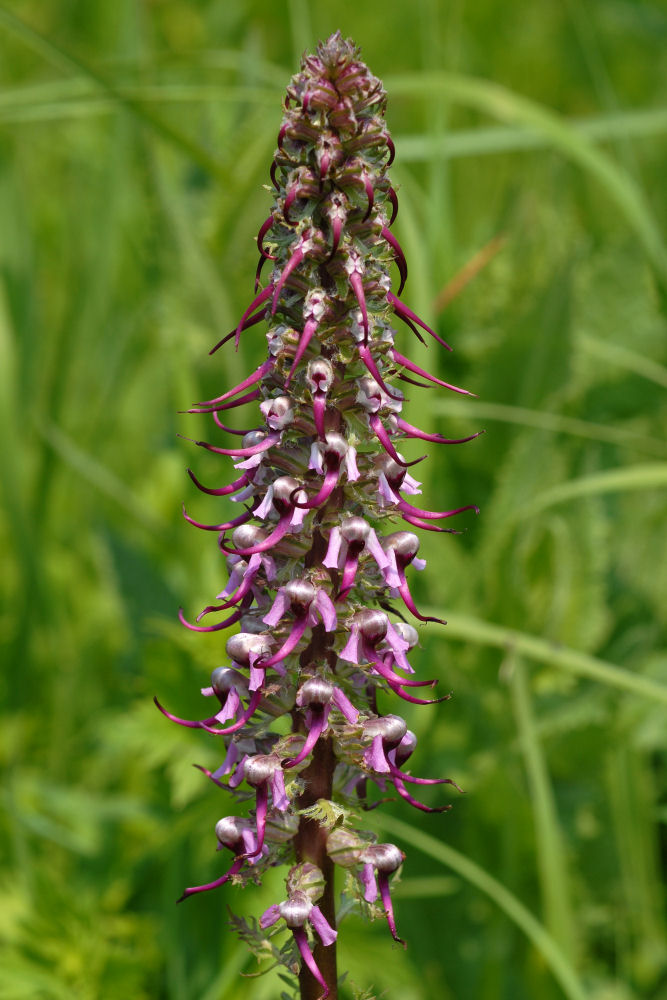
[295,732,338,999]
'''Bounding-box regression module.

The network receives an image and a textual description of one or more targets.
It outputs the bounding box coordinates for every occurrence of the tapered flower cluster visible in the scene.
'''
[158,32,477,999]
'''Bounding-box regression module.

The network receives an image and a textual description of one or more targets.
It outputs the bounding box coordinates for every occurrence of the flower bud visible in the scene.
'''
[272,475,304,513]
[365,843,404,874]
[340,516,370,545]
[304,287,328,323]
[226,632,273,666]
[363,714,407,746]
[329,97,357,133]
[279,890,312,928]
[242,430,267,449]
[267,323,296,356]
[353,608,388,644]
[244,754,280,787]
[240,616,270,635]
[233,524,268,549]
[265,812,299,843]
[215,816,249,849]
[286,862,326,900]
[210,666,247,697]
[316,131,343,177]
[297,676,334,708]
[327,828,366,867]
[382,531,421,565]
[284,577,317,612]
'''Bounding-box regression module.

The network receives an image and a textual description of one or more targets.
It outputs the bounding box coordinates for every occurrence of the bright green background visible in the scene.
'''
[1,1,666,998]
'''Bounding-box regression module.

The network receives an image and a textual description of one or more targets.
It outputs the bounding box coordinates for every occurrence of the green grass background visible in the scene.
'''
[0,1,666,997]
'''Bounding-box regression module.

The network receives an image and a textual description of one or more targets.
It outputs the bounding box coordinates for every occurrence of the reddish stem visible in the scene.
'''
[294,625,338,999]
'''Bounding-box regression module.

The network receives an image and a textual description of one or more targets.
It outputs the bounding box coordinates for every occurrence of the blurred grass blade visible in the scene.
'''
[287,0,313,65]
[433,399,667,456]
[0,82,280,123]
[426,610,667,705]
[525,463,667,515]
[368,813,589,1000]
[395,107,667,160]
[580,334,667,389]
[392,875,460,899]
[606,745,667,957]
[386,72,667,284]
[432,234,507,312]
[507,654,577,960]
[0,5,229,182]
[36,422,165,533]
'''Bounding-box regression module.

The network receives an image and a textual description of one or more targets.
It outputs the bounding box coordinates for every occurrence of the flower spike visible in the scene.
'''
[157,33,480,999]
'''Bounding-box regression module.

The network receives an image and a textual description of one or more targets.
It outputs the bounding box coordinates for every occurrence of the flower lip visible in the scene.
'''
[356,375,384,412]
[391,622,419,648]
[260,396,294,430]
[306,357,334,393]
[377,454,406,488]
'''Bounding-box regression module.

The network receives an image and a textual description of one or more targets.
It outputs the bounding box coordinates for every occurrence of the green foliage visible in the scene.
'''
[0,1,665,999]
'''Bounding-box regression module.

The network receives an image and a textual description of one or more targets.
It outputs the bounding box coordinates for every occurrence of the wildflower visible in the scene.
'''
[157,31,478,999]
[261,890,337,998]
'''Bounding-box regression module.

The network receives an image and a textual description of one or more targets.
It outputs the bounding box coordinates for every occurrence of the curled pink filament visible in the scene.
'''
[235,286,273,349]
[186,469,250,497]
[390,348,472,395]
[291,464,340,510]
[286,317,318,385]
[381,226,407,294]
[177,855,245,904]
[379,874,405,947]
[388,292,452,350]
[369,414,425,467]
[154,688,262,737]
[358,345,403,402]
[196,360,274,409]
